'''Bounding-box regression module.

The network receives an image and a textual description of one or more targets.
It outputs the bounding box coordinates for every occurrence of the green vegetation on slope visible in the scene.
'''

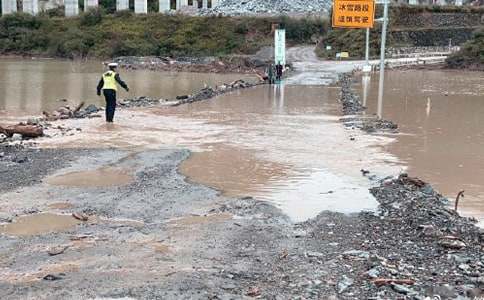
[0,10,328,59]
[446,27,484,70]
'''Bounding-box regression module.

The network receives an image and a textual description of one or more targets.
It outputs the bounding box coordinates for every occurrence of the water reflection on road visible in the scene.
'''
[358,69,484,224]
[0,59,255,113]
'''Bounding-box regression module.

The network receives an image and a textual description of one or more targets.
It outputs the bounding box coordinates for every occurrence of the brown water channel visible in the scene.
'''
[4,59,483,224]
[0,58,254,114]
[357,69,484,224]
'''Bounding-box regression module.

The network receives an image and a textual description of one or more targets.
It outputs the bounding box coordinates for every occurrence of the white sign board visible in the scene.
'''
[274,29,286,66]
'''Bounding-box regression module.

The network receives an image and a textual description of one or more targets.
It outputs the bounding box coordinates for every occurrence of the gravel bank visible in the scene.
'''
[339,72,399,133]
[203,0,330,16]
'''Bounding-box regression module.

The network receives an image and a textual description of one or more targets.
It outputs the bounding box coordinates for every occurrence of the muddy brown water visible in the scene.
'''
[0,58,256,114]
[156,84,396,221]
[0,213,80,236]
[357,69,484,223]
[45,167,134,187]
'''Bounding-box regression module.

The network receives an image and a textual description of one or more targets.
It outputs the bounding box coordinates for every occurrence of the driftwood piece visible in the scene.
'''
[73,101,85,113]
[0,124,43,138]
[455,190,465,211]
[371,278,416,286]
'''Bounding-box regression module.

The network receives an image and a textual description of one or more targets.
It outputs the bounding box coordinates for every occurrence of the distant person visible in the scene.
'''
[275,62,283,81]
[267,64,275,84]
[96,63,129,123]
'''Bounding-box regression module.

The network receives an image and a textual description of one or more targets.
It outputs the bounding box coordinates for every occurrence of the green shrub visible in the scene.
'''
[446,27,484,69]
[80,7,104,26]
[0,13,328,58]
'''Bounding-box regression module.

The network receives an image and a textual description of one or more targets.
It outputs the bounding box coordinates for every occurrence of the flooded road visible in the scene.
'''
[167,85,399,221]
[2,58,484,224]
[37,84,399,222]
[357,69,484,223]
[0,59,254,113]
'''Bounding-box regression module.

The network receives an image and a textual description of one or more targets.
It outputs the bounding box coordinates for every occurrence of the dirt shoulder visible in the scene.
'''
[0,144,482,299]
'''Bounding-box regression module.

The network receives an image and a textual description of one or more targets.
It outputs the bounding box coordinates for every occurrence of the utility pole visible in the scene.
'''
[377,0,389,119]
[365,28,370,65]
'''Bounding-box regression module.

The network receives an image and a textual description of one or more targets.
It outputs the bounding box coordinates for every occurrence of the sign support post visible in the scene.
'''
[365,28,370,65]
[377,0,388,119]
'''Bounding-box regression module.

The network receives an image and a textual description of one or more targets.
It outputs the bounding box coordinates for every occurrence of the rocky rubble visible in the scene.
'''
[339,73,398,133]
[202,0,330,16]
[42,103,101,121]
[257,174,484,299]
[119,79,260,108]
[119,97,164,108]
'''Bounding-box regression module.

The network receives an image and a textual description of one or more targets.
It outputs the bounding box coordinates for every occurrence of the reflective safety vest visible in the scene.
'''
[102,71,117,91]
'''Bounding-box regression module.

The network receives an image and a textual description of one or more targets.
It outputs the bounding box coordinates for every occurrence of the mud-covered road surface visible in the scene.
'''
[1,145,482,299]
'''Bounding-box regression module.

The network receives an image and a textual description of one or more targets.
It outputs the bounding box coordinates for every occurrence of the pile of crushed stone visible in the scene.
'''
[203,0,330,16]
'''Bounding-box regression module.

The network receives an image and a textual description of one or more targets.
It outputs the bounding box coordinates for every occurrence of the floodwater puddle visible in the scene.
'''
[0,213,81,236]
[179,145,290,197]
[357,70,484,223]
[45,167,133,187]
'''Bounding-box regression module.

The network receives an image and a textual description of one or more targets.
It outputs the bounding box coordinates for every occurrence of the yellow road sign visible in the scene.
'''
[332,0,375,29]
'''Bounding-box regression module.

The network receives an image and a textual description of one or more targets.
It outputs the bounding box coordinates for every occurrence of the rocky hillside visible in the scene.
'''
[204,0,330,16]
[317,6,484,59]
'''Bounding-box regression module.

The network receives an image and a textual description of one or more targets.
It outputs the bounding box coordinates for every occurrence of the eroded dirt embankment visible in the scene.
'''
[0,144,482,299]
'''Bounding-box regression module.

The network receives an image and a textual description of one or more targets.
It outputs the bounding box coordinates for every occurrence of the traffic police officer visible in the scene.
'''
[96,63,129,123]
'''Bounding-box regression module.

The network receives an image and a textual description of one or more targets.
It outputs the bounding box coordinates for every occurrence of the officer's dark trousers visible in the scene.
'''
[103,89,117,122]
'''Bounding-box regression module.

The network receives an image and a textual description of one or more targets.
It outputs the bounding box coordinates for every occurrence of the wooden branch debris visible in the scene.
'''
[43,101,100,121]
[0,124,43,138]
[455,190,465,211]
[371,278,416,286]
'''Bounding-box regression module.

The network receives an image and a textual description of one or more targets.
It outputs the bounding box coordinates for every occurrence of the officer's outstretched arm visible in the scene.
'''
[115,74,129,91]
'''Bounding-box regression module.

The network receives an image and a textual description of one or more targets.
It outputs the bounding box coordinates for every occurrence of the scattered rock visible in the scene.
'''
[0,212,14,223]
[43,274,63,281]
[366,268,380,278]
[72,212,89,222]
[48,245,69,256]
[11,134,22,142]
[438,239,466,250]
[343,250,370,259]
[84,104,100,114]
[247,286,261,297]
[306,251,324,258]
[391,283,415,295]
[337,275,354,293]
